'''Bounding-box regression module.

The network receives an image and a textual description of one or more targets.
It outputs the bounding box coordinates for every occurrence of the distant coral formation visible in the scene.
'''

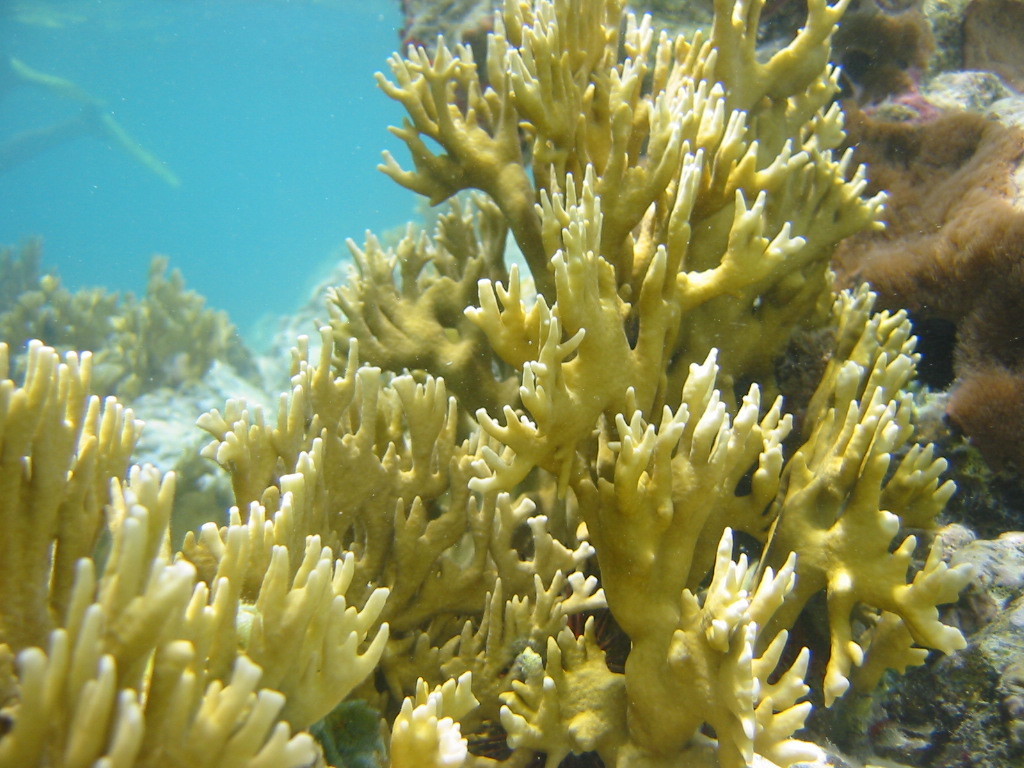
[0,243,253,399]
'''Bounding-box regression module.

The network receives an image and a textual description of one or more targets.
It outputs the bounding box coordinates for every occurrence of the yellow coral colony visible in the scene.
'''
[0,2,975,768]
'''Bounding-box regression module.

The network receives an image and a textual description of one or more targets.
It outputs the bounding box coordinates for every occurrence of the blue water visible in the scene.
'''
[0,0,416,340]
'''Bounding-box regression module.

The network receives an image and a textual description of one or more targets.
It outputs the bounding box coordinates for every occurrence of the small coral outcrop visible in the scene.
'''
[0,248,253,400]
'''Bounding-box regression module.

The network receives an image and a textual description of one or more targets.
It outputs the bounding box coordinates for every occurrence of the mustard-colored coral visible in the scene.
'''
[0,0,975,766]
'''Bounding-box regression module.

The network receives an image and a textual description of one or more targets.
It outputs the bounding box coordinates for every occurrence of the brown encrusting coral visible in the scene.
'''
[946,367,1024,470]
[835,111,1024,318]
[946,260,1024,470]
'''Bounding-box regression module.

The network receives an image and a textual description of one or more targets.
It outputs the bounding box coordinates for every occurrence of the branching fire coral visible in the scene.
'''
[0,0,976,767]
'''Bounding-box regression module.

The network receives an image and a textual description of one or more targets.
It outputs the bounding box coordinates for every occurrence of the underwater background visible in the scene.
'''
[3,0,1024,766]
[1,0,414,340]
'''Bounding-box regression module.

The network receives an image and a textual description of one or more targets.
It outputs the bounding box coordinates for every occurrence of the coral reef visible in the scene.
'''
[0,0,980,767]
[0,247,260,547]
[813,0,1024,488]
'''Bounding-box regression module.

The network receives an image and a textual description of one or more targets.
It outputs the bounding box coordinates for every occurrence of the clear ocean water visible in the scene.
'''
[1,0,416,340]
